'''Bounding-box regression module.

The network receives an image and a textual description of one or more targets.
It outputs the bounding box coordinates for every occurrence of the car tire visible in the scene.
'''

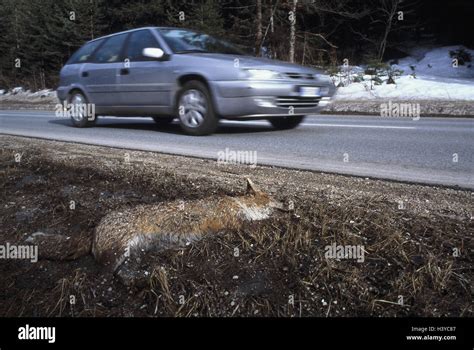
[269,115,305,130]
[152,116,175,125]
[177,81,218,136]
[69,91,96,128]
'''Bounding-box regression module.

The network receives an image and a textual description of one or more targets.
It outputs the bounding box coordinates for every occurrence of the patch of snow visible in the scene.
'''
[333,46,474,101]
[30,89,55,98]
[334,75,474,101]
[11,87,24,95]
[395,45,474,80]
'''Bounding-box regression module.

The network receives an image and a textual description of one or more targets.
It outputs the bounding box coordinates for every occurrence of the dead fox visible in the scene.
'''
[92,179,285,272]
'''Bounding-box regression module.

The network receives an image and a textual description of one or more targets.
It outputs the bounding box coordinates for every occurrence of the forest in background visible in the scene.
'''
[0,0,472,90]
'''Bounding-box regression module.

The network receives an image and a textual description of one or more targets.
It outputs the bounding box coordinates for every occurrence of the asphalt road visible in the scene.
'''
[1,110,473,189]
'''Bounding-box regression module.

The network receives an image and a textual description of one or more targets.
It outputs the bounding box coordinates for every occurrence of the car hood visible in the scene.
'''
[179,53,324,74]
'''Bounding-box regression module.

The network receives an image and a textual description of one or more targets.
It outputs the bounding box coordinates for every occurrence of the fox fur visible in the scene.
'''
[92,179,284,272]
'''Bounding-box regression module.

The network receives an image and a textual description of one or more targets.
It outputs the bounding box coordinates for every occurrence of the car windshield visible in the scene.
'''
[158,28,247,55]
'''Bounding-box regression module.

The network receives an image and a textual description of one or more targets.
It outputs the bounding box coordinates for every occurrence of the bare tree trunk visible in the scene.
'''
[289,0,297,63]
[302,32,306,65]
[90,5,94,39]
[378,0,399,61]
[40,68,45,90]
[255,0,263,56]
[33,71,37,92]
[14,8,20,49]
[270,1,274,34]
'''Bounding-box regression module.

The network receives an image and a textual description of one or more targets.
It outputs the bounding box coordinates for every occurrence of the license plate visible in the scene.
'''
[299,86,320,97]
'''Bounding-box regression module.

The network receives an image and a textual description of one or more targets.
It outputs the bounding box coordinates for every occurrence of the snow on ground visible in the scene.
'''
[395,45,474,80]
[0,88,58,105]
[334,75,474,101]
[2,88,56,98]
[334,46,474,101]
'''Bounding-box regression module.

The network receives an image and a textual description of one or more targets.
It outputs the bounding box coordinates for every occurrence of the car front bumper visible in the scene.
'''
[209,79,335,118]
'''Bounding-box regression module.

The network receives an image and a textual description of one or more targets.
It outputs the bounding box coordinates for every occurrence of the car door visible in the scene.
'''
[82,33,128,107]
[116,29,173,111]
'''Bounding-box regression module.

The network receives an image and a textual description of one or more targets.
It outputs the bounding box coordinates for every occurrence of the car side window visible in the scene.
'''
[125,30,161,62]
[68,39,103,64]
[92,34,128,63]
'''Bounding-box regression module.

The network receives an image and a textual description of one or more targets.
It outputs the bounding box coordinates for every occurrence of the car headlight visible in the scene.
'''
[245,69,282,80]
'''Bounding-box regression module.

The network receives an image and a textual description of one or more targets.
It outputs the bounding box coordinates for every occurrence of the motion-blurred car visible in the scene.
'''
[57,27,336,135]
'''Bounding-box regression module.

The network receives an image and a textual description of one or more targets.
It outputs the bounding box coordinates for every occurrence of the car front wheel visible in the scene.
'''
[269,115,305,130]
[177,81,218,136]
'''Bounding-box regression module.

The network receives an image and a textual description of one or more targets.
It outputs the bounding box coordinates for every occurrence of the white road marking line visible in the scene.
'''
[221,120,416,129]
[301,123,416,129]
[0,113,53,117]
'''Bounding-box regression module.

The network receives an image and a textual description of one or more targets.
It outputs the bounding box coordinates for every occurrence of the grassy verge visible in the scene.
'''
[0,135,472,317]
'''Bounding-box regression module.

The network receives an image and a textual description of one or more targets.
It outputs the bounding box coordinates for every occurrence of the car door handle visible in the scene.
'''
[120,68,130,75]
[81,71,89,77]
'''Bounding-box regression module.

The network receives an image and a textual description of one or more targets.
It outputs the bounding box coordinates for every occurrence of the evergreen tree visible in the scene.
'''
[186,0,225,36]
[0,0,30,87]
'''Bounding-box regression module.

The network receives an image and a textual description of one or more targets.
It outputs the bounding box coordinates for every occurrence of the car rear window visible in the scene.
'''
[67,39,103,64]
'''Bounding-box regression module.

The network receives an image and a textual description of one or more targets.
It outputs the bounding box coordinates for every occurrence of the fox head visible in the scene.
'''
[243,178,286,212]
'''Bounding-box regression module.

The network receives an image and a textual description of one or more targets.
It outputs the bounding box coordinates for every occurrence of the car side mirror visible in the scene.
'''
[143,48,165,59]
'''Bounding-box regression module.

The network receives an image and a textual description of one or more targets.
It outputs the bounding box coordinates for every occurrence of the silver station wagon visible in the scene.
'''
[57,27,336,135]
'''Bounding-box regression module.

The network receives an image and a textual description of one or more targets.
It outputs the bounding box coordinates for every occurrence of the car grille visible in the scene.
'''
[283,72,315,80]
[276,96,321,108]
